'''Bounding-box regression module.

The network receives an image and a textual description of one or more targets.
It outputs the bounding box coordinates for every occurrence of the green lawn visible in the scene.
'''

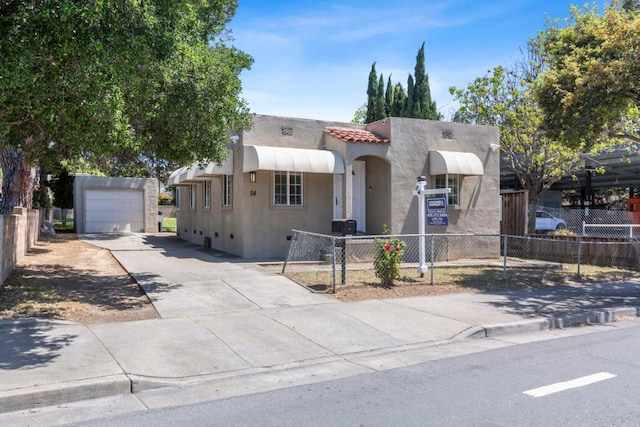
[162,217,177,232]
[53,219,74,230]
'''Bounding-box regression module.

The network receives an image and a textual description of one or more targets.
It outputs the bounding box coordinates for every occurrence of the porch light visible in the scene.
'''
[249,171,256,183]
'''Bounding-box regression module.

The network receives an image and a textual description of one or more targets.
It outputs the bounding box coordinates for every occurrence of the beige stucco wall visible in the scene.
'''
[172,114,500,260]
[383,118,500,235]
[176,116,352,259]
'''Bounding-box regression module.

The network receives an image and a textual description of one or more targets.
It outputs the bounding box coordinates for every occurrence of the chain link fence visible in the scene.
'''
[283,230,640,292]
[536,205,640,239]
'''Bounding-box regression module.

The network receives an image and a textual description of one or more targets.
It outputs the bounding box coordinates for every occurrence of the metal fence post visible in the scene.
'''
[577,236,582,278]
[331,236,337,293]
[502,235,508,280]
[282,231,293,274]
[430,234,435,286]
[341,236,346,286]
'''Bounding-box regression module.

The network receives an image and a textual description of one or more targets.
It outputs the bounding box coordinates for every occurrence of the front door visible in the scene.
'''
[352,160,366,232]
[333,174,343,219]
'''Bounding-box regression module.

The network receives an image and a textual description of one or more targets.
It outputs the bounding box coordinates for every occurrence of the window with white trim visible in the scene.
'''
[435,174,459,206]
[274,171,302,206]
[203,180,211,208]
[190,184,197,209]
[222,175,232,207]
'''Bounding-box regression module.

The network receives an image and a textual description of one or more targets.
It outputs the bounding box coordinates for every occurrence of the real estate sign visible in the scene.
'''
[427,197,448,226]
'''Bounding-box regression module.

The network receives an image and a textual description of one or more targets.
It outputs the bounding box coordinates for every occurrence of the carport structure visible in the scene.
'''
[501,148,640,205]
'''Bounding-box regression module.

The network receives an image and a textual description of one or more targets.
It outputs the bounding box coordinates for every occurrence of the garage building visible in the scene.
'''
[73,175,159,234]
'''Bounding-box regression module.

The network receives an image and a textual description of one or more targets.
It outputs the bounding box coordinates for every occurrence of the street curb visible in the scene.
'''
[549,306,639,329]
[458,306,639,340]
[1,307,637,415]
[0,374,131,414]
[484,318,551,338]
[0,318,77,328]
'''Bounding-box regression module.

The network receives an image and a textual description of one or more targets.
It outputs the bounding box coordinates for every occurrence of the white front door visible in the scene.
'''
[352,160,366,232]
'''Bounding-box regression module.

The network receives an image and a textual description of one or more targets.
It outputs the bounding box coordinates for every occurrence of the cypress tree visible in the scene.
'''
[391,83,406,116]
[375,74,386,120]
[405,74,415,117]
[385,75,393,116]
[366,62,378,123]
[413,42,439,120]
[360,43,441,122]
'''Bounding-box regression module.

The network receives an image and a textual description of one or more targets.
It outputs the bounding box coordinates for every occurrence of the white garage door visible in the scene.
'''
[85,190,145,233]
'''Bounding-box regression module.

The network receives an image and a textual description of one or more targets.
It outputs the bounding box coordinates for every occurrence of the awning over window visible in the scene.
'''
[167,166,188,186]
[166,153,234,186]
[243,145,345,174]
[429,151,484,176]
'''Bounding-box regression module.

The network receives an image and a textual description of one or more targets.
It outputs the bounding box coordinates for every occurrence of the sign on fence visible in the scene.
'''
[427,197,448,226]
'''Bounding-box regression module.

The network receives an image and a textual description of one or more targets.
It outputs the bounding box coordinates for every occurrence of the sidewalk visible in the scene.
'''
[2,234,640,417]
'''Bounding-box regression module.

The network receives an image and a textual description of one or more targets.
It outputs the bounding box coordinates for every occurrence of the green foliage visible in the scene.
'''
[385,76,394,117]
[0,1,252,211]
[366,63,379,124]
[375,74,386,121]
[535,3,640,147]
[390,83,406,116]
[359,43,439,123]
[48,169,74,210]
[32,188,52,209]
[410,42,439,120]
[449,45,614,232]
[158,192,174,206]
[373,232,406,287]
[352,103,367,124]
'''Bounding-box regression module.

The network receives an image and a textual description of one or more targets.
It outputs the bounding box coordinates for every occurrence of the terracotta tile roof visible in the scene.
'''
[325,127,389,144]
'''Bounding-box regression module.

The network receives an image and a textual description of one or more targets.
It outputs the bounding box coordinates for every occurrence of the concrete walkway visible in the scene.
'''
[2,233,640,419]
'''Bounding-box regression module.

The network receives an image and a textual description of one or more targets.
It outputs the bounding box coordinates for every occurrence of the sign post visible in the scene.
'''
[413,177,428,276]
[413,176,450,277]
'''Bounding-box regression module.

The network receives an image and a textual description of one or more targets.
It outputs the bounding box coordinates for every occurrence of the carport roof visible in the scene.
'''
[500,147,640,191]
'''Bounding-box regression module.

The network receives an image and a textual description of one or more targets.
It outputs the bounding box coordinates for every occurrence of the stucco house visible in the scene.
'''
[168,114,500,259]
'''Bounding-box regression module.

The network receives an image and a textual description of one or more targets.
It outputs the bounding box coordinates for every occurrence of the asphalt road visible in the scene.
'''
[68,320,640,427]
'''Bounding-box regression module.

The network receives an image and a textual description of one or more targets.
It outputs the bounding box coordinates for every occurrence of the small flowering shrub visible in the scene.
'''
[373,233,406,287]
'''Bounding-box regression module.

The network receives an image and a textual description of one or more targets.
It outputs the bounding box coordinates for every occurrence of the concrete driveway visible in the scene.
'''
[80,233,336,318]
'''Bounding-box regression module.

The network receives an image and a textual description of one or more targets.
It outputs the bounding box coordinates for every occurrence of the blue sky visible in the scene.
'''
[228,1,606,123]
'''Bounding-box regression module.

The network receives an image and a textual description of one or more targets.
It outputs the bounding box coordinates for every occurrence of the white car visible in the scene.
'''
[535,210,567,232]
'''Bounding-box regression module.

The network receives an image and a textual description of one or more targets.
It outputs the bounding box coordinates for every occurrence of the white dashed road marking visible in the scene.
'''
[524,372,617,398]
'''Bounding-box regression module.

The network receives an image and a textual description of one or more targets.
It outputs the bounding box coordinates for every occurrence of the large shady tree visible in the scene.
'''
[450,46,609,233]
[0,1,253,214]
[536,2,640,148]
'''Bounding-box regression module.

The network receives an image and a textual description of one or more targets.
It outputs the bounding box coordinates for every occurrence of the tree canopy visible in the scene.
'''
[450,48,606,232]
[0,0,252,212]
[535,2,640,148]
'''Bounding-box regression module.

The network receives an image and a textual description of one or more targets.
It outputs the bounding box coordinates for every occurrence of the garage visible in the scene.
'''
[85,189,145,233]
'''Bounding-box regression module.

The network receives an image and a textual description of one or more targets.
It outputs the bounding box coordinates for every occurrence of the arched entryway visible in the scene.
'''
[351,155,390,234]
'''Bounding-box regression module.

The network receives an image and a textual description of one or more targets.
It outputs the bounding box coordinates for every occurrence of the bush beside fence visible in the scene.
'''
[283,230,640,292]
